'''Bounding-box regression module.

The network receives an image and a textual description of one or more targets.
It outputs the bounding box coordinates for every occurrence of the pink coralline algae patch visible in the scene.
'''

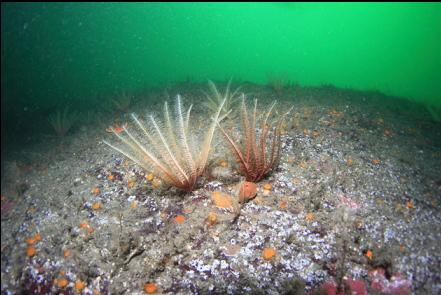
[312,270,411,295]
[369,268,412,295]
[1,198,16,217]
[340,195,360,210]
[312,278,368,295]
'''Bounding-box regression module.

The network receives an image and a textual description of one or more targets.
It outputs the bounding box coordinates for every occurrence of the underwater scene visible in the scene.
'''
[1,3,441,295]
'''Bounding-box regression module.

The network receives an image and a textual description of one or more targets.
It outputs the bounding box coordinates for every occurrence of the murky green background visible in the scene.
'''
[1,3,440,143]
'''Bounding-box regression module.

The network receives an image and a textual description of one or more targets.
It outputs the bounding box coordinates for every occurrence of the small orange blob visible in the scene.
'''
[128,180,136,189]
[26,246,36,257]
[306,213,315,222]
[107,174,114,181]
[79,221,90,229]
[34,233,42,242]
[92,202,102,210]
[144,282,157,294]
[263,183,272,191]
[57,277,69,288]
[262,247,276,260]
[347,158,353,167]
[372,159,381,165]
[145,173,154,181]
[212,191,234,210]
[26,237,37,245]
[279,200,288,210]
[75,279,86,291]
[106,123,127,134]
[219,160,228,167]
[365,250,373,260]
[63,249,70,258]
[131,201,138,209]
[91,187,100,195]
[174,215,186,224]
[406,200,414,209]
[206,212,217,226]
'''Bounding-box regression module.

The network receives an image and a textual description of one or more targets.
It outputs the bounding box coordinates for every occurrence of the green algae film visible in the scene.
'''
[1,3,440,143]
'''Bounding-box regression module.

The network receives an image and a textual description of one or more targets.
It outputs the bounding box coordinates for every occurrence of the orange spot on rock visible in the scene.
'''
[219,160,228,167]
[263,183,272,191]
[144,282,157,294]
[79,221,90,229]
[92,202,102,210]
[347,158,353,167]
[365,250,373,260]
[56,277,69,288]
[174,215,186,224]
[26,237,37,245]
[279,200,288,210]
[206,212,217,226]
[212,191,234,210]
[63,249,70,258]
[34,233,42,242]
[262,247,276,260]
[128,180,136,189]
[75,280,86,291]
[305,213,315,222]
[26,246,36,257]
[91,187,100,195]
[372,159,381,165]
[406,200,414,209]
[107,174,114,181]
[145,173,154,181]
[106,123,127,134]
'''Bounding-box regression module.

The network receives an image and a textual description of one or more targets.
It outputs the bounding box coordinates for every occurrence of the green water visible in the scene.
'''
[1,2,441,143]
